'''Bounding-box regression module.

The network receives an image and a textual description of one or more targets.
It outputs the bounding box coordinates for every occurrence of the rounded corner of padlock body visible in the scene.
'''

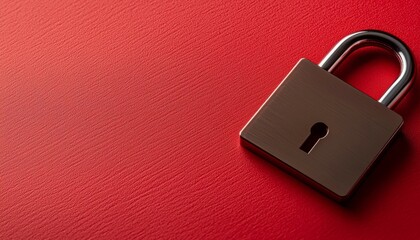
[296,58,311,64]
[239,124,255,146]
[331,193,352,203]
[395,114,404,127]
[239,132,250,147]
[287,58,316,77]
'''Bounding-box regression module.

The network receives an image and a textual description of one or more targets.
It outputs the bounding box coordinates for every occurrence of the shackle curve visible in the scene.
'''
[319,30,415,109]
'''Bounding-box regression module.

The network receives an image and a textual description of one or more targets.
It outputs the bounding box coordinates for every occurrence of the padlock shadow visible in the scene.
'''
[341,132,412,210]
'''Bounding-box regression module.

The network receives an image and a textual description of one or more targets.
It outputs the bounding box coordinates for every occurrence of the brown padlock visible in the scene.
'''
[240,30,415,201]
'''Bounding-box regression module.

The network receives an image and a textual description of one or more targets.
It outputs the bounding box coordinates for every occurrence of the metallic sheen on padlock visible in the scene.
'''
[240,30,415,201]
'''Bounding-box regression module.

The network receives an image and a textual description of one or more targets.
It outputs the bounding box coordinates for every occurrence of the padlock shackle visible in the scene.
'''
[319,30,415,109]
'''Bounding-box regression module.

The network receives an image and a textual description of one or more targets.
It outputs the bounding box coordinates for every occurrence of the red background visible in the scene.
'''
[1,1,420,239]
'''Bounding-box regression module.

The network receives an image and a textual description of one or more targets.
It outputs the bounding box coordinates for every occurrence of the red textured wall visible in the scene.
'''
[1,1,420,239]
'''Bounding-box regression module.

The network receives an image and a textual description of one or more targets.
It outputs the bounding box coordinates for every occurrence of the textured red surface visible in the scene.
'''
[1,1,420,239]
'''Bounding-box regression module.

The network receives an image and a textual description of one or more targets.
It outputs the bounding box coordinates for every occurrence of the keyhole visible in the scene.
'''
[300,122,329,154]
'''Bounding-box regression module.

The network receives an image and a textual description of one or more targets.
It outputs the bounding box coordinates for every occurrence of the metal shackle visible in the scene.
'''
[319,30,415,109]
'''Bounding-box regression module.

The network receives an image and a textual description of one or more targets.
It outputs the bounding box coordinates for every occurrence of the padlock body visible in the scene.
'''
[240,59,403,201]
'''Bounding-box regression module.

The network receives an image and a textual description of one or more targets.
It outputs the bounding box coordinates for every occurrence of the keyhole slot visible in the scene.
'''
[300,122,329,154]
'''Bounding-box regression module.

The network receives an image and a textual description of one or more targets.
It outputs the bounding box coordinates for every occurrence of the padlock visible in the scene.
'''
[240,30,415,201]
